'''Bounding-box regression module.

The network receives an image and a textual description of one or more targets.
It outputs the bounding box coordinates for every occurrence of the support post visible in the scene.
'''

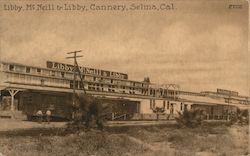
[112,113,114,120]
[8,89,19,111]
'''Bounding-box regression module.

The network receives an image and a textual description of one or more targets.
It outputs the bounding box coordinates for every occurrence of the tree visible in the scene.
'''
[175,109,205,128]
[75,93,111,130]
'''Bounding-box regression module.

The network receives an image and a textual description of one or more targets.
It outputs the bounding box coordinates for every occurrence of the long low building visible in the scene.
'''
[0,61,249,120]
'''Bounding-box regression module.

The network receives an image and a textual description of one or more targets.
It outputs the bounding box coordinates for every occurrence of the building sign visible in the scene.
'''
[217,88,238,96]
[46,61,128,80]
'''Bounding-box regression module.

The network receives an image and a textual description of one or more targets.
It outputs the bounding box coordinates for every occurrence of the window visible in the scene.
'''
[61,72,65,78]
[26,67,30,73]
[37,68,41,74]
[180,103,183,111]
[9,65,14,71]
[184,104,188,111]
[51,71,55,76]
[79,82,84,89]
[41,79,45,86]
[93,77,96,81]
[111,79,113,83]
[70,80,73,89]
[170,104,174,114]
[167,101,169,109]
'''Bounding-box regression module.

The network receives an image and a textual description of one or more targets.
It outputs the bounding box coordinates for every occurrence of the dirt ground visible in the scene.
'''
[0,120,248,156]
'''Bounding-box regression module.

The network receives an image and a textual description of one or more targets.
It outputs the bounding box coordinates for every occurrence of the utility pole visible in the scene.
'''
[66,50,83,119]
[227,94,231,121]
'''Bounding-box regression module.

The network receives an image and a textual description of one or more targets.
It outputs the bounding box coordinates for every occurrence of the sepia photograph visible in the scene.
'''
[0,0,249,156]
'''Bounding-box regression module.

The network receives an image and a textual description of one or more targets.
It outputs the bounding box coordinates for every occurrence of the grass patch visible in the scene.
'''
[166,125,249,156]
[0,124,248,156]
[0,132,149,156]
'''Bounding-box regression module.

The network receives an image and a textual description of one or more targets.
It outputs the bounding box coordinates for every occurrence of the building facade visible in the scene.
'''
[0,61,249,120]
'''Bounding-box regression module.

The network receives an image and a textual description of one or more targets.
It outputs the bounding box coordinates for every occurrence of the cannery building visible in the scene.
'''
[0,61,249,120]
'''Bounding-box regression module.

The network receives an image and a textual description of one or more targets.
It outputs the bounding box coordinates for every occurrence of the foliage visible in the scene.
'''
[0,132,148,156]
[152,107,165,113]
[175,109,205,128]
[229,108,249,126]
[0,125,248,156]
[73,93,112,130]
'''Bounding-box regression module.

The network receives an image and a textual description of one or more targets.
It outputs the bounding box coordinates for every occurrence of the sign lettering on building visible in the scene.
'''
[46,61,128,80]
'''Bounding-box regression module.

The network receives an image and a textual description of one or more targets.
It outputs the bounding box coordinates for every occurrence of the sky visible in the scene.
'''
[0,0,249,96]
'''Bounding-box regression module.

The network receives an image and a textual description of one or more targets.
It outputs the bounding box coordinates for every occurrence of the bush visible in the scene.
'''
[74,93,112,130]
[229,109,249,126]
[175,109,205,128]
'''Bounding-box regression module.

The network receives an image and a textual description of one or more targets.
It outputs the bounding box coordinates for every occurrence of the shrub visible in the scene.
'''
[175,109,205,128]
[229,109,249,126]
[74,93,112,130]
